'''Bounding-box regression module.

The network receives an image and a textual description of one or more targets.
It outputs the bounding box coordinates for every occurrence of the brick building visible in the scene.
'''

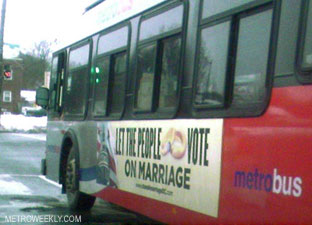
[1,58,24,114]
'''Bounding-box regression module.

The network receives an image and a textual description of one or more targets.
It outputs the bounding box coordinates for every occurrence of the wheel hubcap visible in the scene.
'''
[66,158,76,193]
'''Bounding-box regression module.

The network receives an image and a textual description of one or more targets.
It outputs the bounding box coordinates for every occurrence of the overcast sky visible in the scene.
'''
[1,0,166,58]
[2,0,94,58]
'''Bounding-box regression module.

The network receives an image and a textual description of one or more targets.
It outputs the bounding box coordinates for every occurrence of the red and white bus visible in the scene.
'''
[36,0,312,224]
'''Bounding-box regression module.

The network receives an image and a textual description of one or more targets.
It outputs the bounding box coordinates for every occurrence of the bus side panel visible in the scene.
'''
[74,121,101,194]
[45,121,65,182]
[220,85,312,225]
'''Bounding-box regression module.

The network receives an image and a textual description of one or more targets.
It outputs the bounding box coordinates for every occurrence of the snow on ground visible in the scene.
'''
[11,133,46,141]
[0,114,47,133]
[0,175,32,195]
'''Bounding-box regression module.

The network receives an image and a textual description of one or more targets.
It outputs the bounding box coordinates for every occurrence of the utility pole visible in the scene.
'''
[0,0,7,112]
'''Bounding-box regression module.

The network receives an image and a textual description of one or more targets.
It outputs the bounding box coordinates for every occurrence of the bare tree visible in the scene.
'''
[31,40,53,61]
[19,40,54,90]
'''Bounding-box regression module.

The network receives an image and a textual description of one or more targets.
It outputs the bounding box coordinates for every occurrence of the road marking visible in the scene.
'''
[11,133,46,141]
[0,174,61,189]
[0,175,32,195]
[2,174,40,177]
[39,175,62,188]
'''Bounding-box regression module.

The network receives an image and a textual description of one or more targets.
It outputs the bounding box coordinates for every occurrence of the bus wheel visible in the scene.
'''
[66,146,96,211]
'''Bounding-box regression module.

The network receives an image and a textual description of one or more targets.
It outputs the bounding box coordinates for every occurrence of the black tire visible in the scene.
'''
[65,146,96,211]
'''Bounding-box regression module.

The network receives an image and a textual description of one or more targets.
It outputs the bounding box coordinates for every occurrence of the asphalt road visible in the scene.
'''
[0,133,160,225]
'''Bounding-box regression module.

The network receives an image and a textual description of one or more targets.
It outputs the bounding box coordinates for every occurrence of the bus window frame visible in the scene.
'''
[49,50,67,118]
[296,0,312,84]
[93,54,110,117]
[191,0,278,118]
[192,16,233,110]
[134,41,158,113]
[132,1,188,119]
[92,22,131,120]
[56,51,67,114]
[200,0,272,22]
[49,55,58,112]
[64,39,92,121]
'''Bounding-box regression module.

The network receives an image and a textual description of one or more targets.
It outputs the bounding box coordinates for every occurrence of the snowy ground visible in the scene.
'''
[0,114,47,133]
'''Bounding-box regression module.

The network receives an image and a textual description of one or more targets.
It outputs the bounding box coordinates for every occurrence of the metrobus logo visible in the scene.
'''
[234,168,302,197]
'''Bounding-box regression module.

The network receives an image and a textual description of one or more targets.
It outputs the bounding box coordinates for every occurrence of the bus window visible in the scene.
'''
[68,45,89,68]
[302,0,312,70]
[94,56,110,115]
[195,21,230,107]
[65,43,90,116]
[275,0,301,76]
[94,52,127,116]
[139,5,183,41]
[48,52,67,115]
[135,44,157,111]
[135,38,182,110]
[135,3,184,113]
[93,25,129,117]
[195,3,273,113]
[110,52,127,114]
[97,26,128,55]
[159,36,181,108]
[233,9,272,106]
[49,56,58,110]
[56,53,66,112]
[202,0,256,19]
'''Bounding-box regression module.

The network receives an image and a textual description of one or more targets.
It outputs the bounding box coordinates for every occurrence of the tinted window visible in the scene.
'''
[110,52,127,114]
[202,0,255,18]
[135,44,157,111]
[94,57,110,115]
[50,57,58,87]
[69,45,90,69]
[233,10,272,105]
[66,44,90,115]
[275,0,300,75]
[139,5,183,40]
[159,37,181,108]
[66,68,89,115]
[98,26,128,55]
[195,21,230,107]
[302,0,312,69]
[49,57,58,108]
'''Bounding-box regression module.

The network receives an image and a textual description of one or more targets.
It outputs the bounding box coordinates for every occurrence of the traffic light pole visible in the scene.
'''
[0,0,7,113]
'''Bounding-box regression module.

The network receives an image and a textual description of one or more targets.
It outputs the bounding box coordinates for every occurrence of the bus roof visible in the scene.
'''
[55,0,167,51]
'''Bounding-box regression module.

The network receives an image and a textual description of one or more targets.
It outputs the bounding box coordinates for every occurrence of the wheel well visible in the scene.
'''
[59,137,73,193]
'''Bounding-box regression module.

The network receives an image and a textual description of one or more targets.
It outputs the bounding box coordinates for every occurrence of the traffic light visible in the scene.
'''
[4,71,12,79]
[3,64,12,80]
